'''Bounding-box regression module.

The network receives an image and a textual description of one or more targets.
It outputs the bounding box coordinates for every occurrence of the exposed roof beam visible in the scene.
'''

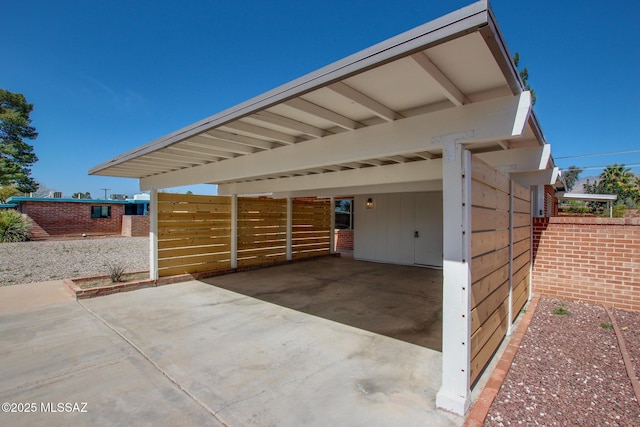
[358,159,385,166]
[384,155,409,163]
[410,52,469,107]
[284,98,361,131]
[414,151,436,160]
[218,159,442,195]
[200,130,277,150]
[179,141,238,158]
[221,121,299,145]
[498,140,511,150]
[476,145,551,173]
[128,155,193,168]
[140,93,531,190]
[251,111,328,138]
[273,180,443,199]
[145,152,208,166]
[188,136,261,155]
[327,82,402,122]
[164,147,224,162]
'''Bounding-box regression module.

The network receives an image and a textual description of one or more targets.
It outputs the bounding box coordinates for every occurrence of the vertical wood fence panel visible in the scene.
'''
[292,199,332,260]
[469,156,512,384]
[157,193,231,277]
[511,182,531,320]
[237,197,288,268]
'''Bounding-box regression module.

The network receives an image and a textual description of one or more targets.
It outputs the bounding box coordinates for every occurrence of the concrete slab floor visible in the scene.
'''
[0,258,463,426]
[205,257,444,351]
[0,301,217,427]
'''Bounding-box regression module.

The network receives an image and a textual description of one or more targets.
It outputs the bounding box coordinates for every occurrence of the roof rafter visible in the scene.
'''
[410,52,469,107]
[221,121,299,145]
[189,136,261,154]
[201,130,277,150]
[284,98,361,131]
[179,141,238,158]
[251,111,328,138]
[328,82,402,122]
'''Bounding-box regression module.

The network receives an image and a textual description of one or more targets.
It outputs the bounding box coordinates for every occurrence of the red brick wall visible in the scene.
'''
[122,215,150,237]
[544,184,558,217]
[20,201,125,236]
[334,229,354,251]
[532,217,640,311]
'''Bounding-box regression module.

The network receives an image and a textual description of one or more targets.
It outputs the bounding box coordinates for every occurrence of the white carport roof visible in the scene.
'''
[89,0,554,197]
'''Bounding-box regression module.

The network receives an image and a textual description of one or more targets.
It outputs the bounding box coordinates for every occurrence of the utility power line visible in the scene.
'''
[560,164,640,172]
[555,149,640,160]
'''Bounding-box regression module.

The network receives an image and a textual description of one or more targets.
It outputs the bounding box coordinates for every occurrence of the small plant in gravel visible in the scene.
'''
[0,210,31,242]
[105,261,127,283]
[552,302,572,316]
[600,322,614,330]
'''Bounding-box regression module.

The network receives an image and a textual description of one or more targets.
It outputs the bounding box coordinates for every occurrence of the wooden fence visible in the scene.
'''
[157,193,232,277]
[237,197,288,268]
[469,156,531,384]
[292,199,332,259]
[156,194,331,277]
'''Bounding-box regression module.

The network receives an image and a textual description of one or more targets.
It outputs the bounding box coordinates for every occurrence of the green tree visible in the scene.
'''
[0,185,19,203]
[562,165,583,192]
[72,192,92,199]
[513,52,537,105]
[585,164,640,208]
[0,89,39,193]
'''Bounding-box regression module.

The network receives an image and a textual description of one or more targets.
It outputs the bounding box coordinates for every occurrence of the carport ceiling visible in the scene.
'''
[89,1,546,190]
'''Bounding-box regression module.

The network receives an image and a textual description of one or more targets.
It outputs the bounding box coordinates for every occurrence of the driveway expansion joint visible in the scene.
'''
[76,299,230,427]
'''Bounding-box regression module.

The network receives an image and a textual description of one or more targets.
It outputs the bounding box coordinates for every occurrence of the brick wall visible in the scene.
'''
[544,184,558,217]
[532,217,640,311]
[122,215,150,237]
[20,201,125,236]
[334,229,354,251]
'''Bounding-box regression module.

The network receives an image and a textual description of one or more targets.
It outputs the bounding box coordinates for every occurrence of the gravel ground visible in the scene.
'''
[485,297,640,426]
[0,237,149,286]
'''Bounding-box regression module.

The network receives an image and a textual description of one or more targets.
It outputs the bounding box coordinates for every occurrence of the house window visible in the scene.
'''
[91,206,111,219]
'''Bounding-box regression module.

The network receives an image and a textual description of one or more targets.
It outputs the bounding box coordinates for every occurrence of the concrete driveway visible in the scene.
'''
[0,259,464,426]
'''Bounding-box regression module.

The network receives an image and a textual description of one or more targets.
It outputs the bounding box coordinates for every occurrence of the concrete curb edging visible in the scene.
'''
[464,294,541,427]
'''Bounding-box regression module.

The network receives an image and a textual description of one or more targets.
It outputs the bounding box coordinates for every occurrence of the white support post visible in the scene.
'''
[528,199,534,302]
[330,197,336,254]
[231,194,238,269]
[149,188,159,281]
[286,197,293,261]
[436,142,472,415]
[507,180,514,336]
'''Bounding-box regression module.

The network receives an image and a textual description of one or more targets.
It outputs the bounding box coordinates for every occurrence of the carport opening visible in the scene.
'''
[203,256,443,351]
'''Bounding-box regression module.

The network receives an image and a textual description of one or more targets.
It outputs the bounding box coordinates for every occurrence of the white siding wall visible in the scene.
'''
[354,192,443,266]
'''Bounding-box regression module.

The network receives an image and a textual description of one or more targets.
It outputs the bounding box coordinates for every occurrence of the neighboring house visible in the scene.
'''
[89,1,558,415]
[7,196,150,238]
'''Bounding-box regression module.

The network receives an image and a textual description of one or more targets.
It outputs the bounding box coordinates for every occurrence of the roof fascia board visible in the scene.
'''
[89,1,490,175]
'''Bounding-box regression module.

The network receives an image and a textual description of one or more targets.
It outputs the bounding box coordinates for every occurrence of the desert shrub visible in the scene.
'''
[0,210,31,242]
[105,261,127,282]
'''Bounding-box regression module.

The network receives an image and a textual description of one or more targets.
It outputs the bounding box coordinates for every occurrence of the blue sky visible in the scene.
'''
[3,0,639,198]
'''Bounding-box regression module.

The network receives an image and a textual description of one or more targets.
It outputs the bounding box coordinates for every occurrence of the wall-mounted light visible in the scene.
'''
[365,197,374,209]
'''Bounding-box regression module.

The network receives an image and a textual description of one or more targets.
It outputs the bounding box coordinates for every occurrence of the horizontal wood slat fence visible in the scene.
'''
[292,199,332,260]
[157,194,232,277]
[156,193,331,277]
[469,156,531,385]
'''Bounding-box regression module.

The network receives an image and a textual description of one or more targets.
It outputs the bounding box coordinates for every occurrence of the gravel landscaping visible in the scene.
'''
[485,297,640,426]
[0,237,149,286]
